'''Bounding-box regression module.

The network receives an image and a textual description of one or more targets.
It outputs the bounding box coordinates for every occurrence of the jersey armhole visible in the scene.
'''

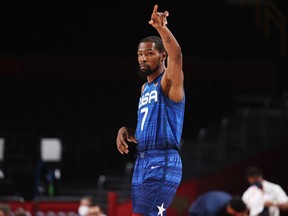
[141,82,147,93]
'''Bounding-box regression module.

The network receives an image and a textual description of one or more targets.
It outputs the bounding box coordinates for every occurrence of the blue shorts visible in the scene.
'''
[131,149,182,216]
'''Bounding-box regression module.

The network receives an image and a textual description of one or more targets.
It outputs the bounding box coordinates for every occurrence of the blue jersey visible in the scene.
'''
[135,72,185,152]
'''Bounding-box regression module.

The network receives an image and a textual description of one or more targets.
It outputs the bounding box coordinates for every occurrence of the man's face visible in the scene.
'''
[87,206,102,216]
[137,41,162,78]
[247,176,262,185]
[80,198,92,206]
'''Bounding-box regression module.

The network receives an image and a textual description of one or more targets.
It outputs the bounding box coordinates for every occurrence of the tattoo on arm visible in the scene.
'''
[165,35,171,43]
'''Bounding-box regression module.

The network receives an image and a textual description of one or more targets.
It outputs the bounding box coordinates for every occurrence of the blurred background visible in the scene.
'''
[0,0,287,215]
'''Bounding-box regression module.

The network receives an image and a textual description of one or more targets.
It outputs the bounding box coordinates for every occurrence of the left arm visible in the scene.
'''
[265,201,288,211]
[265,185,288,211]
[149,4,184,102]
[275,185,288,211]
[278,202,288,211]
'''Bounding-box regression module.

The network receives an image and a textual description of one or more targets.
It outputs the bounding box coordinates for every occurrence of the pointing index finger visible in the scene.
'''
[153,4,158,13]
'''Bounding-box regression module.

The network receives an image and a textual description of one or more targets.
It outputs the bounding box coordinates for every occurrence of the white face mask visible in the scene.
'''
[78,205,90,216]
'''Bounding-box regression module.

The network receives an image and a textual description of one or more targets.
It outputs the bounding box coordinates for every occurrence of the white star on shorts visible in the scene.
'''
[157,202,166,216]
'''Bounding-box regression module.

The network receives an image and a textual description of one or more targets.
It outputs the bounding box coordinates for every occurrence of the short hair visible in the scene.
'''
[245,166,263,178]
[229,196,247,212]
[80,195,95,206]
[139,36,166,54]
[88,204,104,215]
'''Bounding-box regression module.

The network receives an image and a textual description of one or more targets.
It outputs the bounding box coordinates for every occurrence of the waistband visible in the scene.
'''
[136,149,179,159]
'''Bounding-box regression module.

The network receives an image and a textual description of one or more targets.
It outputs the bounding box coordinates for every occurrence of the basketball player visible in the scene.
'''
[116,4,185,216]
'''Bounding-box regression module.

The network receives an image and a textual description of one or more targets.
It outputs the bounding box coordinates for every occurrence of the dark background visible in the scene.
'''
[0,0,287,200]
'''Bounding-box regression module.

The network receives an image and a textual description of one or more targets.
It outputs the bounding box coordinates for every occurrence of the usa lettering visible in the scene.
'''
[139,90,158,108]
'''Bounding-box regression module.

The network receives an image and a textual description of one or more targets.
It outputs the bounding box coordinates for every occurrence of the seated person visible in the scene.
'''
[78,195,95,216]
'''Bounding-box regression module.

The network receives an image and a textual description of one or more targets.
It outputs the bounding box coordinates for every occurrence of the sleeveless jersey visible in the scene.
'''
[135,72,185,152]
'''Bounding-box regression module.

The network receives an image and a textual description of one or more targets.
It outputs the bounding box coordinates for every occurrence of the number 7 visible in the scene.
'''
[140,107,148,131]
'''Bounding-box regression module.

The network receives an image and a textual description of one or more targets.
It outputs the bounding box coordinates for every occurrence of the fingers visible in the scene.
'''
[130,137,138,144]
[153,4,169,18]
[161,11,169,26]
[116,135,129,154]
[153,4,158,13]
[148,19,154,25]
[125,130,137,143]
[118,143,129,154]
[149,5,169,28]
[164,11,169,18]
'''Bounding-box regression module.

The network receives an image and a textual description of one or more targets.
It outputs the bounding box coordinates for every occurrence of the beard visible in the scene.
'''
[137,64,160,79]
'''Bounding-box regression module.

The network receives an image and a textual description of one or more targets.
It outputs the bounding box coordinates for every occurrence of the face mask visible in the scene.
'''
[78,205,89,216]
[254,181,263,189]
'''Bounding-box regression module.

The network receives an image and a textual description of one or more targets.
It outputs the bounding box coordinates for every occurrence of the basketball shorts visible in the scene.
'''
[131,149,182,216]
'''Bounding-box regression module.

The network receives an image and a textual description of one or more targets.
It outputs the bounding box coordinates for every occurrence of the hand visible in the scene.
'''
[148,5,169,29]
[116,127,136,154]
[264,201,276,207]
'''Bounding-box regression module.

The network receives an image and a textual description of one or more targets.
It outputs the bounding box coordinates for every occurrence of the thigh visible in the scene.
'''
[132,154,182,216]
